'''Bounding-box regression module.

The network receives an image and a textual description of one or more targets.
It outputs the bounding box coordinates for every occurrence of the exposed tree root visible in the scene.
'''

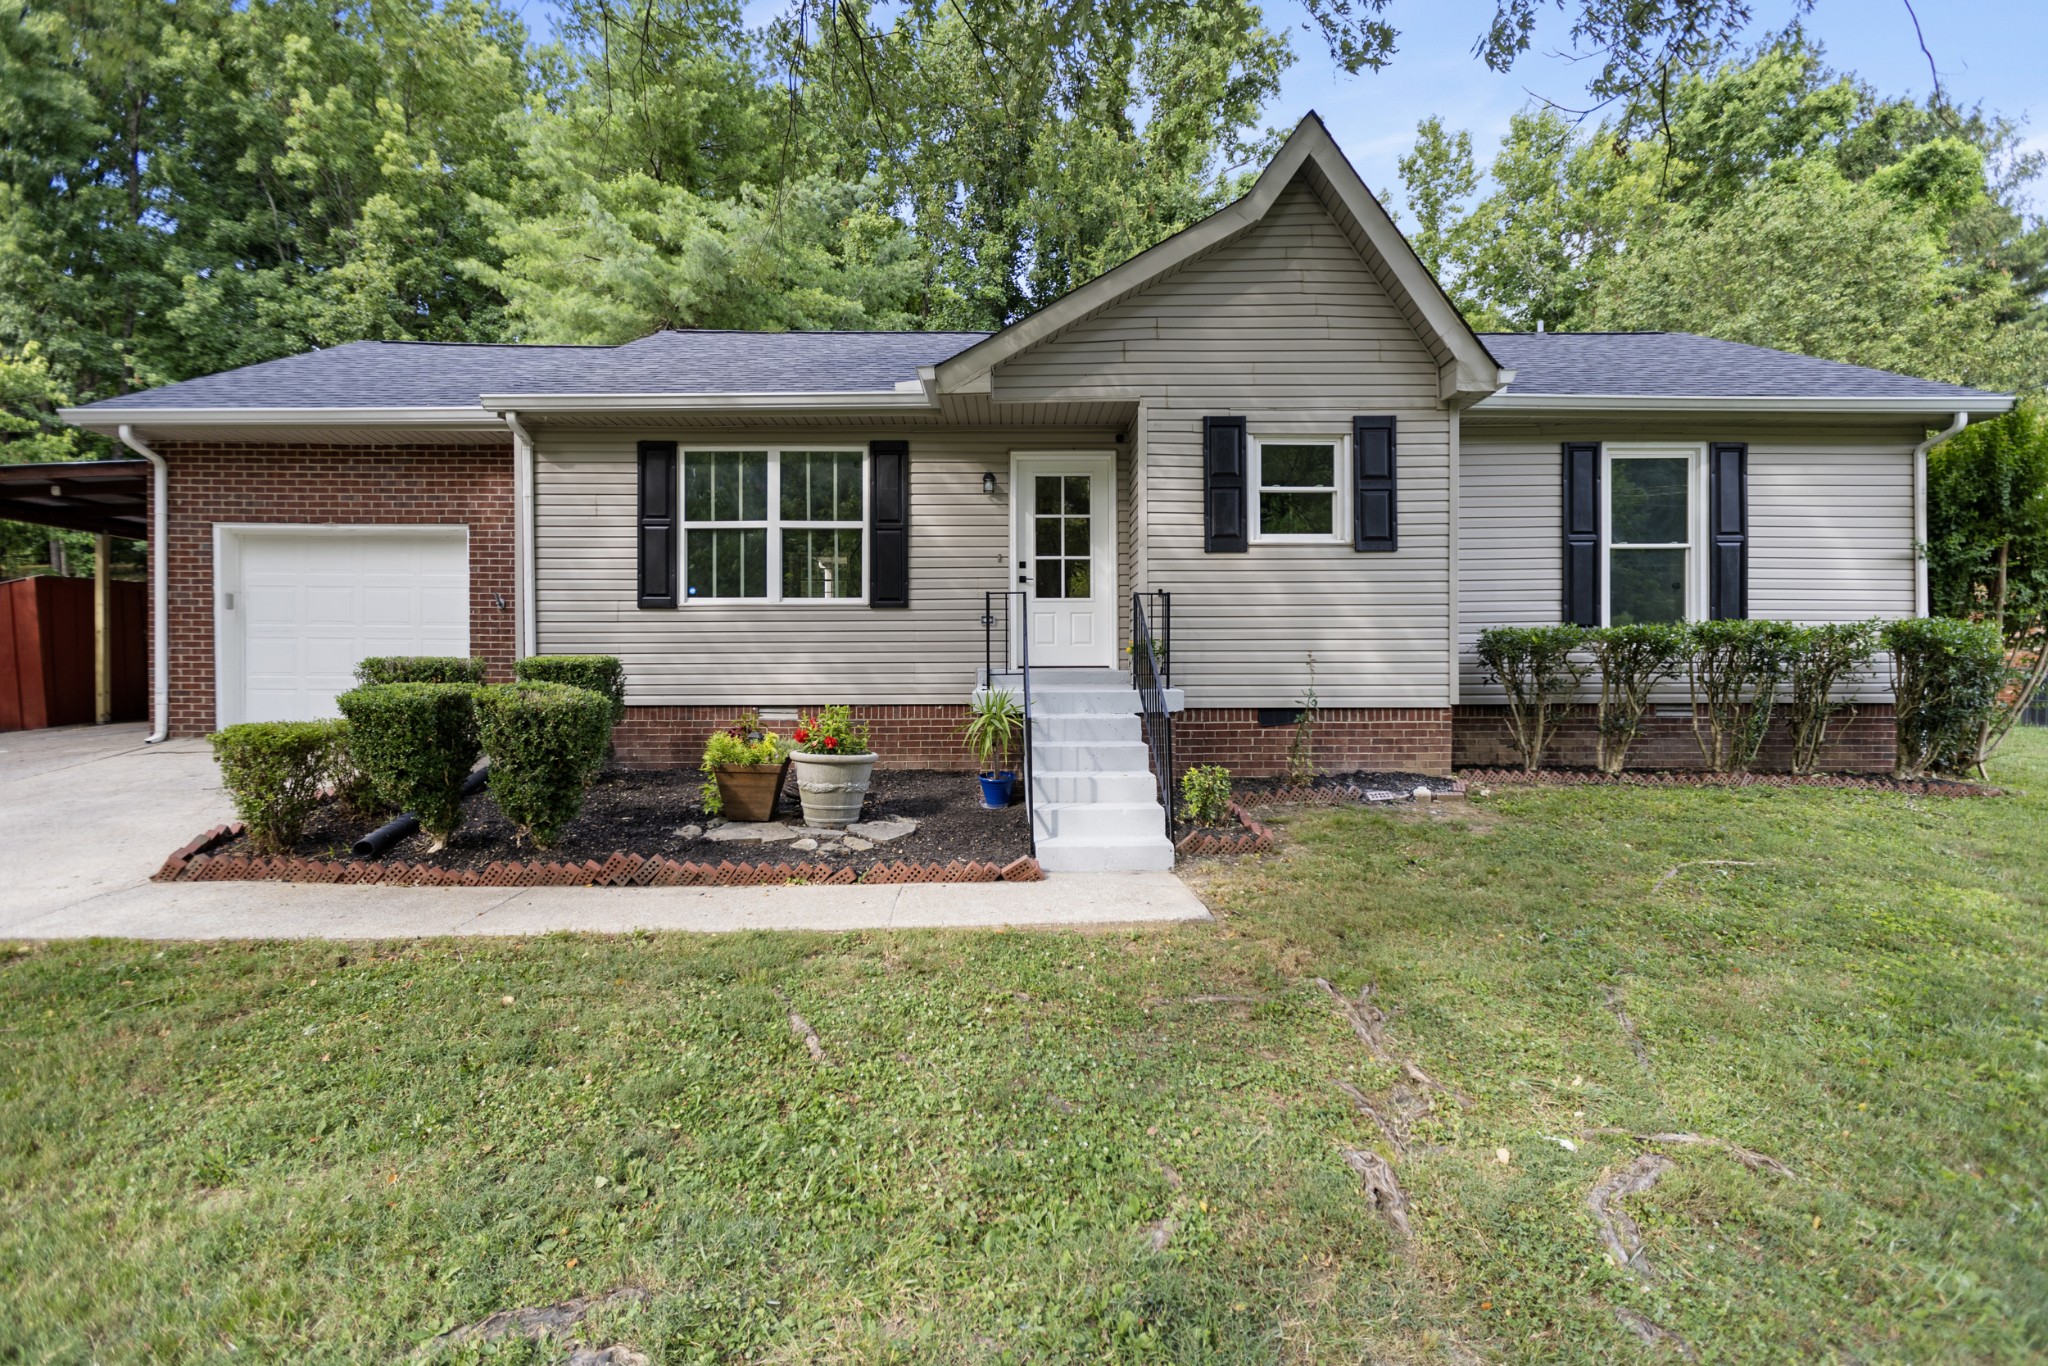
[425,1289,651,1354]
[563,1348,651,1366]
[1140,1217,1176,1251]
[1588,1154,1672,1280]
[1313,978,1395,1062]
[1651,859,1761,894]
[1580,1128,1794,1178]
[1602,984,1655,1073]
[1611,1304,1698,1360]
[773,988,830,1066]
[1340,1146,1412,1239]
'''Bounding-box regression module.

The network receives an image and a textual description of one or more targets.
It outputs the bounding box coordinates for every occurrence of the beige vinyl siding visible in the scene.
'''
[1457,421,1921,702]
[994,175,1455,708]
[535,425,1118,706]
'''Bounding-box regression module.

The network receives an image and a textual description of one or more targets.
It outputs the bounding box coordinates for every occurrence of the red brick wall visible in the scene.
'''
[1451,703,1897,773]
[158,441,515,736]
[616,704,975,771]
[1172,707,1454,778]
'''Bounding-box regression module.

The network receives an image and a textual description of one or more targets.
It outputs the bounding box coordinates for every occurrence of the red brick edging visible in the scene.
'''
[1174,801,1279,857]
[1456,768,2001,797]
[153,825,1043,886]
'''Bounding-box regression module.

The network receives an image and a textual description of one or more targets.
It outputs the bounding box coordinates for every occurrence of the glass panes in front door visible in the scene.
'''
[1033,474,1093,599]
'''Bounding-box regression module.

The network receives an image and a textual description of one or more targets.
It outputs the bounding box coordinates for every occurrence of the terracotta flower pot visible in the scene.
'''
[712,760,788,823]
[789,750,877,827]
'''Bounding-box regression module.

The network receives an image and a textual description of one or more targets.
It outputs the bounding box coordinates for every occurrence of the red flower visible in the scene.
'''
[793,728,809,742]
[824,736,839,749]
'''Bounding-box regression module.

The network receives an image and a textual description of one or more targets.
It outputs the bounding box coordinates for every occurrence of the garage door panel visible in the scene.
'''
[227,529,470,724]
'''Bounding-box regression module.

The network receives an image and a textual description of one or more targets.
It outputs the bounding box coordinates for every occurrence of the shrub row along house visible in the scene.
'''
[60,115,2015,870]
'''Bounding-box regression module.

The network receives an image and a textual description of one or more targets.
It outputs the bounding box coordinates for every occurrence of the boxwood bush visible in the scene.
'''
[354,656,488,686]
[513,655,626,728]
[208,719,346,853]
[1883,617,2007,778]
[474,682,613,848]
[334,683,481,849]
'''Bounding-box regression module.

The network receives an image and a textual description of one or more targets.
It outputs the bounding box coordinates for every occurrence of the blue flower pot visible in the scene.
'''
[979,772,1016,808]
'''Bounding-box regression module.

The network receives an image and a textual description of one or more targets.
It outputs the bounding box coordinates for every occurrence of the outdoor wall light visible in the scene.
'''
[982,471,1000,496]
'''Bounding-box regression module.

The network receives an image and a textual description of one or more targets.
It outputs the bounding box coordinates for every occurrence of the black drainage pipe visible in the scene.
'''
[352,765,490,857]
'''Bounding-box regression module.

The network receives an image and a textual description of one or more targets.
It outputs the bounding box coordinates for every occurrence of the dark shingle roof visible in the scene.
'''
[83,340,609,410]
[1482,331,2007,403]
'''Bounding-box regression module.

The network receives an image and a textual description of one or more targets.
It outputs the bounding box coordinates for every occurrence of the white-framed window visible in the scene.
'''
[1249,433,1349,543]
[681,447,866,603]
[1602,443,1707,625]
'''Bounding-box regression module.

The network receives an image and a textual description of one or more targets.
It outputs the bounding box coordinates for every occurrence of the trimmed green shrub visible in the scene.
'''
[334,683,481,850]
[1883,617,2007,778]
[1685,619,1801,772]
[354,656,487,686]
[1586,623,1688,774]
[1476,625,1588,770]
[1181,764,1233,827]
[1783,621,1881,774]
[514,655,626,727]
[325,719,383,818]
[475,682,613,848]
[209,719,345,854]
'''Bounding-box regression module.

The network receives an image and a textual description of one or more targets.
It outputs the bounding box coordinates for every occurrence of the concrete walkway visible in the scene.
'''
[0,724,1210,939]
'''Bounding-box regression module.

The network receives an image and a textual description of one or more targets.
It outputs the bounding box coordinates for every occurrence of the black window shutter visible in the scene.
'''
[636,440,677,609]
[1353,415,1397,552]
[1561,442,1601,626]
[1203,416,1247,553]
[1709,441,1748,619]
[869,438,910,607]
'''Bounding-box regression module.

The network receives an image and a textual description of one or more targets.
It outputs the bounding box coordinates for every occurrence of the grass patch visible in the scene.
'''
[4,736,2047,1361]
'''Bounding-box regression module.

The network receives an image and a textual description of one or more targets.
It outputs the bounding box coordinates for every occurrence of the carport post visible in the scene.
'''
[94,532,111,724]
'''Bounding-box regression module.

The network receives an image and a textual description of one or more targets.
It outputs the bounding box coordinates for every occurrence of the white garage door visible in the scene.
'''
[220,527,470,725]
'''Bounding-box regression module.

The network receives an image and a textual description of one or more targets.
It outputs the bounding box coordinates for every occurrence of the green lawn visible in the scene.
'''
[5,736,2046,1363]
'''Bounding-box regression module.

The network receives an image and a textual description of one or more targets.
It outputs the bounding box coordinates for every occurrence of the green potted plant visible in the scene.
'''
[788,705,875,827]
[699,712,790,822]
[963,688,1022,808]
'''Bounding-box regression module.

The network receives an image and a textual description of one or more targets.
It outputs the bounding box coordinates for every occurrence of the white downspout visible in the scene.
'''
[1913,411,1969,618]
[504,411,537,659]
[116,424,170,743]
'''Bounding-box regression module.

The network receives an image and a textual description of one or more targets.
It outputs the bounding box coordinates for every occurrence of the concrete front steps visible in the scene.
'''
[982,669,1177,873]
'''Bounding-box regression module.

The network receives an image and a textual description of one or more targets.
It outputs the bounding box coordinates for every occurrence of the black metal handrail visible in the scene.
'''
[982,590,1035,856]
[1133,590,1171,689]
[1131,591,1175,841]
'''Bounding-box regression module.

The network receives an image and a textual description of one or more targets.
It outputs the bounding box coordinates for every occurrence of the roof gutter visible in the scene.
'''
[114,425,170,744]
[1471,393,2017,416]
[1914,411,1972,617]
[504,411,537,659]
[477,391,939,413]
[60,406,505,432]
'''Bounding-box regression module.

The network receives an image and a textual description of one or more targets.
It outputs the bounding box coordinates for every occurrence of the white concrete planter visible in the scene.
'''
[789,751,878,827]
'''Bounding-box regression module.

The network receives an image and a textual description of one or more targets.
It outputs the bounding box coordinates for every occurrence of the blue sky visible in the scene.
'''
[1284,0,2047,212]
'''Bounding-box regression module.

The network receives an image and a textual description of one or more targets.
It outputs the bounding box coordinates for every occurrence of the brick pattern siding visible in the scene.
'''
[616,704,976,771]
[157,441,514,736]
[1450,703,1897,774]
[1172,707,1454,778]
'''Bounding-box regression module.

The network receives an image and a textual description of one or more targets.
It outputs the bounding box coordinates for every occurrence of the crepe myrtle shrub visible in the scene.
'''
[514,655,626,729]
[334,683,481,851]
[1685,619,1801,772]
[354,655,488,687]
[1883,617,2008,779]
[1782,620,1882,774]
[1476,625,1589,770]
[475,682,613,848]
[1585,623,1688,774]
[208,719,346,853]
[1180,765,1233,827]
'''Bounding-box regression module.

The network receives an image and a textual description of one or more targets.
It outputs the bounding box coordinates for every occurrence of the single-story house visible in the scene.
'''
[61,114,2014,869]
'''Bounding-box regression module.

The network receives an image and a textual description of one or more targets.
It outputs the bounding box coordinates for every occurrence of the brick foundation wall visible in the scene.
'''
[1172,707,1454,778]
[1451,703,1897,774]
[615,704,976,771]
[159,441,515,736]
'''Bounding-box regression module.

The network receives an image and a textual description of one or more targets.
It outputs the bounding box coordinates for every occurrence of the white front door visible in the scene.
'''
[1012,452,1115,668]
[217,526,470,726]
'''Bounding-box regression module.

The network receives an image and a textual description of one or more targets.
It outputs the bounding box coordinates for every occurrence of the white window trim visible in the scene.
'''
[679,445,869,605]
[1248,431,1350,544]
[1599,442,1709,626]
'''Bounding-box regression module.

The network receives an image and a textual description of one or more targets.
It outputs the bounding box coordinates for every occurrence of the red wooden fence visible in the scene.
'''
[0,576,146,731]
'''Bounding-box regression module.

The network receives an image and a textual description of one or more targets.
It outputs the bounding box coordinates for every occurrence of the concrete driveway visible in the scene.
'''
[0,725,1209,939]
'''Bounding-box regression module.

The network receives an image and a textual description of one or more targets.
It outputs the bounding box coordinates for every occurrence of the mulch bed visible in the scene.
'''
[1456,766,2004,797]
[158,768,1042,887]
[1233,770,1466,809]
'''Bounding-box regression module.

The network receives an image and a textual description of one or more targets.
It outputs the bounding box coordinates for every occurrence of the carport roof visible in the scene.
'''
[0,459,151,539]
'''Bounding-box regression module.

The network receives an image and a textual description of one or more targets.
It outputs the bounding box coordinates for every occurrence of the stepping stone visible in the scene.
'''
[791,838,820,852]
[704,821,799,843]
[674,824,704,840]
[845,818,917,843]
[841,836,873,852]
